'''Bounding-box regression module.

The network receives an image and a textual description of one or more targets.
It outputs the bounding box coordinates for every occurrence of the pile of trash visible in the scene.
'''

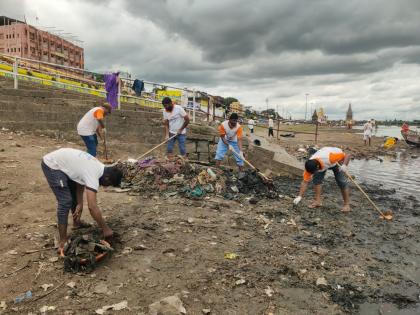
[117,157,281,200]
[63,234,114,273]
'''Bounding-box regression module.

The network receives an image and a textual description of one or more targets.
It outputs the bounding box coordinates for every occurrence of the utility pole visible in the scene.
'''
[305,93,309,121]
[265,98,269,117]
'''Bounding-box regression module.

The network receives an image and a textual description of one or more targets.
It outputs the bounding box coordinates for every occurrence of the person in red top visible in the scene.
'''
[294,147,352,212]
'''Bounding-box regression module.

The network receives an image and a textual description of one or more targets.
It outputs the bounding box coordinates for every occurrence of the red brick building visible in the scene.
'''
[0,16,84,69]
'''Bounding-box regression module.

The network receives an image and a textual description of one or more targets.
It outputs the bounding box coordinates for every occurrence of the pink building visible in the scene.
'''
[0,16,84,69]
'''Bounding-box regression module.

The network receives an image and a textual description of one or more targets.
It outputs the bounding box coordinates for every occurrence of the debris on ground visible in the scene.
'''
[63,234,114,273]
[95,300,128,314]
[117,157,287,201]
[13,291,32,304]
[148,295,186,315]
[40,305,56,313]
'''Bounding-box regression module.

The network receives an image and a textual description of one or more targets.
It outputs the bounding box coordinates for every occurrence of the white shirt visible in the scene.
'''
[363,122,373,135]
[248,119,255,129]
[268,118,274,128]
[163,105,187,135]
[77,107,104,136]
[43,148,105,192]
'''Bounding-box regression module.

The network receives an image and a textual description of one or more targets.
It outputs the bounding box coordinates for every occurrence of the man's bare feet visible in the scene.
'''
[308,201,323,208]
[341,204,351,212]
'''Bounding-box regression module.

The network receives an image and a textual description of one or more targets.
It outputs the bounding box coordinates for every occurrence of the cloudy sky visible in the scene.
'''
[3,0,420,120]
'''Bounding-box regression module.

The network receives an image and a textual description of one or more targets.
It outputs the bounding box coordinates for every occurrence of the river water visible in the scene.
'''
[337,126,420,198]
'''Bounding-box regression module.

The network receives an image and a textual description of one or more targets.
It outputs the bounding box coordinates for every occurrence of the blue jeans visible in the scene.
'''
[167,134,187,156]
[41,161,77,225]
[215,139,244,166]
[81,134,98,157]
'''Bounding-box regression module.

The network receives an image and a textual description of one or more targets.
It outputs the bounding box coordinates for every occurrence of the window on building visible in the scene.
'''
[0,34,3,39]
[12,34,15,38]
[14,48,16,52]
[7,48,9,52]
[17,33,19,38]
[18,48,20,52]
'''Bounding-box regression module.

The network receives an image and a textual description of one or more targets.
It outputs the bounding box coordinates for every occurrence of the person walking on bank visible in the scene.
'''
[248,117,255,134]
[77,103,112,157]
[41,148,123,256]
[363,120,373,146]
[215,113,244,170]
[293,147,352,213]
[268,116,274,137]
[162,97,190,158]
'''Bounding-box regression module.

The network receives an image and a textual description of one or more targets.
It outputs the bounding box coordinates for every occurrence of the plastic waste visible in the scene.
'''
[206,168,217,180]
[14,291,32,304]
[224,252,238,259]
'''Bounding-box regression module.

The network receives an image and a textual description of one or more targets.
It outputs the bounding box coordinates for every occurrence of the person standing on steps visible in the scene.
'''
[162,97,190,159]
[293,147,352,213]
[77,103,112,157]
[41,148,122,256]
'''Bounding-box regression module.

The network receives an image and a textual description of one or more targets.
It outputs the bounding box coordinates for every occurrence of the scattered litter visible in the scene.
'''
[40,305,56,313]
[7,250,18,255]
[48,257,59,263]
[265,286,274,297]
[94,283,112,295]
[95,300,128,314]
[149,295,186,315]
[0,301,7,310]
[133,244,147,250]
[66,281,76,289]
[40,284,53,292]
[122,247,133,255]
[224,252,238,260]
[235,279,246,285]
[202,308,211,314]
[14,291,32,304]
[316,277,328,287]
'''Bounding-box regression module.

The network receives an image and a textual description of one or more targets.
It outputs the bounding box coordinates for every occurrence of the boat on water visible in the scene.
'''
[401,123,420,147]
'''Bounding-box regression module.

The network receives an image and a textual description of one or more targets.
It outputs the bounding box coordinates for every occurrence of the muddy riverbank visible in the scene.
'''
[1,130,419,314]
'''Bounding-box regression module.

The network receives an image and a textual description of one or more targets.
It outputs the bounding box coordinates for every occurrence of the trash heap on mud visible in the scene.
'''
[117,157,292,201]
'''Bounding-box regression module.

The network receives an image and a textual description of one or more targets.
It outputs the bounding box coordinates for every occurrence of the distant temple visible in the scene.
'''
[317,107,327,124]
[346,103,353,129]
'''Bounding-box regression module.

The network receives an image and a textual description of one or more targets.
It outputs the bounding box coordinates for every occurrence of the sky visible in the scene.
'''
[2,0,420,120]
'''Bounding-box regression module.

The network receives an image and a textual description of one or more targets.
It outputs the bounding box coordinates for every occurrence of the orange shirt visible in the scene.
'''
[303,147,346,182]
[218,121,243,142]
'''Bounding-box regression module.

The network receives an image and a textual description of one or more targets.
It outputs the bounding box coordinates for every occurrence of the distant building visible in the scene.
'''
[346,103,354,129]
[0,16,84,68]
[229,101,244,114]
[317,107,327,124]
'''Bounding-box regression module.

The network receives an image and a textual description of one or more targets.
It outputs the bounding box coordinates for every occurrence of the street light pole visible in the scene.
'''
[305,93,309,121]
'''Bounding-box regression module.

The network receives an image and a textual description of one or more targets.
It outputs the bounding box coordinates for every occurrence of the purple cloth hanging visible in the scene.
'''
[104,72,119,109]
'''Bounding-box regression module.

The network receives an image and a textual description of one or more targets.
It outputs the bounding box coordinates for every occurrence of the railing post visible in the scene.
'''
[13,57,18,89]
[192,89,196,123]
[315,121,319,144]
[117,77,121,110]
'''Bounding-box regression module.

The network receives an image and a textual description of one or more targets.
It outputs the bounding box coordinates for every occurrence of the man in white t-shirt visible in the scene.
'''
[363,120,373,146]
[77,103,112,157]
[248,118,255,134]
[162,97,190,158]
[268,116,274,137]
[41,148,122,256]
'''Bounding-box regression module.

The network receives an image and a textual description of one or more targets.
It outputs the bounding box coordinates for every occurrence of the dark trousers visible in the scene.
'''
[80,134,98,157]
[41,161,77,225]
[268,127,274,137]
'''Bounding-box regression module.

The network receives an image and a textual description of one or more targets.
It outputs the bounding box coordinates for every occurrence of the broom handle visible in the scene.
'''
[228,145,270,181]
[136,134,177,160]
[345,172,386,217]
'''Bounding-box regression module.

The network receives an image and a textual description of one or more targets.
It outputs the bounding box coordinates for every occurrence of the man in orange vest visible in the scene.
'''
[293,147,352,212]
[215,113,244,170]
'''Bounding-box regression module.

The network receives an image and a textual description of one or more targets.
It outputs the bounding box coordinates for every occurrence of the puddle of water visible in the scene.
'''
[348,152,420,198]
